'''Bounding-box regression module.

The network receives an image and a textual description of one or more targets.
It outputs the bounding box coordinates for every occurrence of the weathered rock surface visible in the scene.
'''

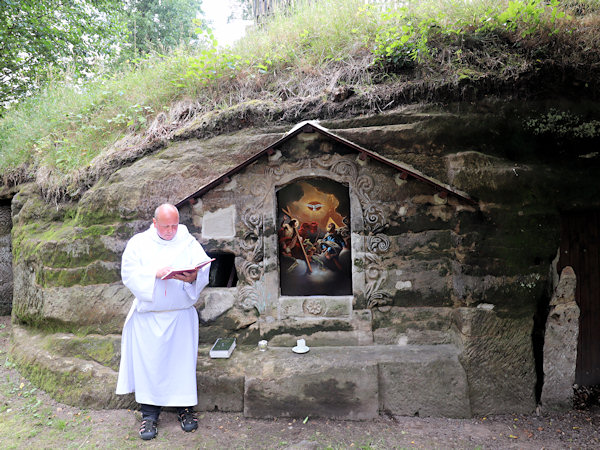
[542,266,579,412]
[263,310,374,347]
[379,345,471,418]
[0,204,12,315]
[372,306,455,345]
[10,325,133,409]
[453,307,537,415]
[244,348,379,420]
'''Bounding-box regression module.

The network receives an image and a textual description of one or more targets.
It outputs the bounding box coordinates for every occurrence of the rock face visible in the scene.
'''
[454,307,537,415]
[0,204,11,315]
[10,325,133,409]
[378,345,471,418]
[6,101,600,418]
[542,266,579,412]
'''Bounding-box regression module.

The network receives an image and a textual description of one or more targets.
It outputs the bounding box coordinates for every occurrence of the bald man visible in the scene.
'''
[116,204,212,440]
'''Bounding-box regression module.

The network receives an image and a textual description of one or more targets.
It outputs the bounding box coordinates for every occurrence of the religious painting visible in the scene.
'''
[277,178,352,296]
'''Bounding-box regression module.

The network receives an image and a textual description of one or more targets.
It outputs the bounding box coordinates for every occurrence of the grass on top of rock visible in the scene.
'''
[1,0,599,204]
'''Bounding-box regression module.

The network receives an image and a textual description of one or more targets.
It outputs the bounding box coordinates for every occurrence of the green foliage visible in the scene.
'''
[177,0,381,95]
[174,29,243,94]
[181,0,571,82]
[370,0,569,71]
[107,103,155,131]
[372,8,434,69]
[238,0,380,67]
[0,53,187,178]
[525,109,600,140]
[124,0,207,58]
[479,0,567,36]
[0,0,209,115]
[0,0,128,112]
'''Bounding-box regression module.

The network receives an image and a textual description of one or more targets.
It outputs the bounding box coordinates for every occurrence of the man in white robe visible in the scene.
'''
[116,203,211,440]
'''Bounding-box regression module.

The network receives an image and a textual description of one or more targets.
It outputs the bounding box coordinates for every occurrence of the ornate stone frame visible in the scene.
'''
[235,150,393,323]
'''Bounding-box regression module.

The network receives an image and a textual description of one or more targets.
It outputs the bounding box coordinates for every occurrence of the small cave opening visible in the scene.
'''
[207,252,238,288]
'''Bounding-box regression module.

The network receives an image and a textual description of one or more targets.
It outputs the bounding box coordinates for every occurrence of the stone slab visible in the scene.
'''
[199,288,236,322]
[243,347,379,420]
[13,323,471,419]
[201,205,236,240]
[453,307,537,415]
[241,344,469,420]
[379,346,471,418]
[372,306,455,345]
[196,371,244,412]
[278,296,353,319]
[10,325,135,410]
[262,309,373,347]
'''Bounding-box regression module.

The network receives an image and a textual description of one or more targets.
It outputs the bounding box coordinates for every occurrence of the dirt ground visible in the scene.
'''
[1,315,599,449]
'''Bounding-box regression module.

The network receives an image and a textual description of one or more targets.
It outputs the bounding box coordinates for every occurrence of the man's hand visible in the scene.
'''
[172,270,198,283]
[156,267,174,279]
[156,267,198,283]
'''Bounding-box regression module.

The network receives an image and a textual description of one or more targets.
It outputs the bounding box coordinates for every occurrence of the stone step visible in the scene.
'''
[259,309,374,347]
[197,344,471,419]
[11,324,472,419]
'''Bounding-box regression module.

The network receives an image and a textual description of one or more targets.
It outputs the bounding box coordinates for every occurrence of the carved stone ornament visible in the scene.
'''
[237,207,265,313]
[249,177,271,197]
[238,285,261,312]
[364,253,392,309]
[355,175,375,205]
[240,260,262,282]
[302,298,324,316]
[315,155,383,224]
[241,207,264,263]
[364,204,386,234]
[265,158,305,180]
[325,157,359,181]
[367,234,391,253]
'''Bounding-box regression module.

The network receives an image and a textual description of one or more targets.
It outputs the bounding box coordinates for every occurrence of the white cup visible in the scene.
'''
[297,339,306,348]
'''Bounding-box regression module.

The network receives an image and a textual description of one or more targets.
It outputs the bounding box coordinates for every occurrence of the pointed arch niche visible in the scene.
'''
[276,177,352,297]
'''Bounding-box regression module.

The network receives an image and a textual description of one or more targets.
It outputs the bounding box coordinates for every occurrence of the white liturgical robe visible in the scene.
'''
[116,223,211,406]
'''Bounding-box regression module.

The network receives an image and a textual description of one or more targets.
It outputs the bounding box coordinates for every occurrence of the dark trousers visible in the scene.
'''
[140,404,194,421]
[140,404,162,421]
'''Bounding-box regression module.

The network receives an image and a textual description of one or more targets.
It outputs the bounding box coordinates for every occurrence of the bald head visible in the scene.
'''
[153,204,179,240]
[154,204,179,220]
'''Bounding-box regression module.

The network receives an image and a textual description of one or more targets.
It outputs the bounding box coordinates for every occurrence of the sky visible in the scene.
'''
[202,0,253,46]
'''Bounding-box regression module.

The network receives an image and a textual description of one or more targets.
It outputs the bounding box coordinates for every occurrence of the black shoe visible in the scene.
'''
[139,418,158,440]
[178,407,198,432]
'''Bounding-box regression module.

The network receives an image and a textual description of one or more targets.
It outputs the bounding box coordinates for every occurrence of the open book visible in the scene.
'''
[160,258,215,280]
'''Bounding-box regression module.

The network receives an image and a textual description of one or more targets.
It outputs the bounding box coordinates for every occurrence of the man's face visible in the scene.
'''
[153,208,179,240]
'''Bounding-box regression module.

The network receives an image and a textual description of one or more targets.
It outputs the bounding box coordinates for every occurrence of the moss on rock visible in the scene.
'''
[42,334,120,371]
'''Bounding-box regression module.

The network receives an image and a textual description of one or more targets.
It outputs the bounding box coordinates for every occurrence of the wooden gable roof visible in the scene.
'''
[176,120,476,208]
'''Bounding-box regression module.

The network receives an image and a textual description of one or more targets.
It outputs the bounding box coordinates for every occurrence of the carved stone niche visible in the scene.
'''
[275,177,355,320]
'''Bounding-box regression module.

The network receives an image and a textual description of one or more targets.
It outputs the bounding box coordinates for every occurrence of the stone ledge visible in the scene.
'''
[11,324,471,418]
[238,344,470,419]
[10,325,134,409]
[261,309,374,347]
